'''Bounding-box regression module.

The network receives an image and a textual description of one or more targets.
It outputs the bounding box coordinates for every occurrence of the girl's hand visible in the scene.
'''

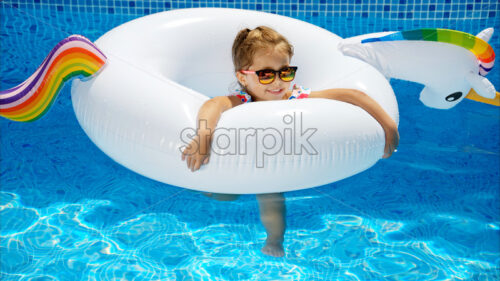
[382,123,399,158]
[181,132,211,172]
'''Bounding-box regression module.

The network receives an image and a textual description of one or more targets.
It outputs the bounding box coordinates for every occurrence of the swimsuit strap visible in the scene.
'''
[233,90,252,103]
[288,84,311,99]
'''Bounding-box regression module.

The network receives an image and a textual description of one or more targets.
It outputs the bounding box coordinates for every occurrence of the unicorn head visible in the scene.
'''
[338,28,497,109]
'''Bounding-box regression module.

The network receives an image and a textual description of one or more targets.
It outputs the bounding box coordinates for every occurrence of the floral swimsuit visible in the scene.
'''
[230,84,312,103]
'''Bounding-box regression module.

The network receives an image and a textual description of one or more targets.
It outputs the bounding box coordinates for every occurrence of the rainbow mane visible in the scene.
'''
[0,35,107,122]
[361,28,495,76]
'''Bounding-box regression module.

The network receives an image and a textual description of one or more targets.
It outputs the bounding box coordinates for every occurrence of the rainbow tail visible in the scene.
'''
[0,35,107,122]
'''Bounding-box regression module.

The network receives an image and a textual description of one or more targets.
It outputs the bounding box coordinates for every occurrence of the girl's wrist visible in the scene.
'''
[197,129,213,146]
[379,120,395,136]
[197,128,213,137]
[378,113,396,129]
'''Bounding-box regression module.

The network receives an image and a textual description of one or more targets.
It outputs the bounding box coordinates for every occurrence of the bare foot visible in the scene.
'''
[261,239,284,257]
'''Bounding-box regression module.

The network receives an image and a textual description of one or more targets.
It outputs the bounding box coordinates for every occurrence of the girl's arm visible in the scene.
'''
[181,95,243,172]
[308,88,399,158]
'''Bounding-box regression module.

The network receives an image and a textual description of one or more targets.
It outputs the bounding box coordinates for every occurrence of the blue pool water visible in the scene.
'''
[1,5,499,281]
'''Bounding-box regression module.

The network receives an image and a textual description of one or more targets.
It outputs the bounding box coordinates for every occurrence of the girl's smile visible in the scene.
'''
[267,88,285,95]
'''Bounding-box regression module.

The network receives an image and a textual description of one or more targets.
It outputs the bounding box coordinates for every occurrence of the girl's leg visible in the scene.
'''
[256,192,286,257]
[203,192,240,201]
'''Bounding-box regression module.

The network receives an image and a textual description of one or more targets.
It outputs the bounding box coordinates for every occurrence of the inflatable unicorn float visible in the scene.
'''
[338,27,498,109]
[0,8,497,194]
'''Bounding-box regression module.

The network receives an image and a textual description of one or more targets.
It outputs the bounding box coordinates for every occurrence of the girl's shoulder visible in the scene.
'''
[288,84,311,100]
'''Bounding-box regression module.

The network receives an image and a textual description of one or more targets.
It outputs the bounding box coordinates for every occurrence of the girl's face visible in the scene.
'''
[236,46,292,102]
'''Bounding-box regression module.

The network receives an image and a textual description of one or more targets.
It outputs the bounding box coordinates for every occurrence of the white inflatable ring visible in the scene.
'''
[71,8,399,194]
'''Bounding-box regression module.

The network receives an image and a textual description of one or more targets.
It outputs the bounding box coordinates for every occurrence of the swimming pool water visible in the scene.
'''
[1,5,499,281]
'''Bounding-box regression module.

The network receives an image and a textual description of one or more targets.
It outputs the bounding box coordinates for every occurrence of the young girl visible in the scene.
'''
[181,26,399,257]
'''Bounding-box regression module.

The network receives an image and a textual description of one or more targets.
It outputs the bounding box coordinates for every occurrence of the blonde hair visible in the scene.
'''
[231,26,294,92]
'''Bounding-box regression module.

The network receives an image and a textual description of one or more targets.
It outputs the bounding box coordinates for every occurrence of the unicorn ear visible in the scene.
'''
[337,42,391,79]
[465,71,496,99]
[476,28,494,42]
